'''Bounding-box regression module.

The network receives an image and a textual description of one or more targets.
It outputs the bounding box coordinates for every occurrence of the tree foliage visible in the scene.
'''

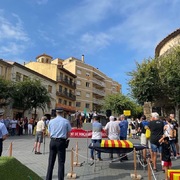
[12,78,51,118]
[0,77,13,108]
[103,93,143,117]
[128,58,163,105]
[128,45,180,117]
[158,46,180,106]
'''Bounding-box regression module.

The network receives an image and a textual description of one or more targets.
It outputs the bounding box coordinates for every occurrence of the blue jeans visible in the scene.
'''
[169,140,176,157]
[91,139,101,159]
[151,143,162,153]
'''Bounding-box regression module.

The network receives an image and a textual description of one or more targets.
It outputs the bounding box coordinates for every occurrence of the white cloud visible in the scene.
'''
[79,32,112,54]
[58,0,115,34]
[0,42,27,56]
[65,0,180,57]
[0,13,29,41]
[0,10,29,57]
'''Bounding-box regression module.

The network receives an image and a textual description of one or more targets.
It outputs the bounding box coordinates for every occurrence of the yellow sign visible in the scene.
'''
[123,110,131,116]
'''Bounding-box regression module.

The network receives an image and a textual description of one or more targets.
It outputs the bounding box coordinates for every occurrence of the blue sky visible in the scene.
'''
[0,0,180,95]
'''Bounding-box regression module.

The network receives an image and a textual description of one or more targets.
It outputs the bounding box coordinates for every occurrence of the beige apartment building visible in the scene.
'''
[63,55,121,113]
[25,54,121,115]
[25,54,77,118]
[0,59,56,120]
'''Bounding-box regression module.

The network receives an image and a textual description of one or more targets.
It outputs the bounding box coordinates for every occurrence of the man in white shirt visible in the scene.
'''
[90,116,103,161]
[34,116,46,154]
[104,116,120,140]
[104,116,120,159]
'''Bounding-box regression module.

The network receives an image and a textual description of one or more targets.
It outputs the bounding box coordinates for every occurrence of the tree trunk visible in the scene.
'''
[175,104,180,124]
[34,108,37,120]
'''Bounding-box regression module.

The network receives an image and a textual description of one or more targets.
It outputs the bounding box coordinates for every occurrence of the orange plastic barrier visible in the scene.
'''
[100,140,133,148]
[168,169,180,180]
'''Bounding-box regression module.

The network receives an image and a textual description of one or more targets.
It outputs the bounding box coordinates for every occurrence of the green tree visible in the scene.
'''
[158,46,180,120]
[12,78,51,119]
[128,58,162,105]
[128,46,180,121]
[0,77,13,108]
[103,93,142,118]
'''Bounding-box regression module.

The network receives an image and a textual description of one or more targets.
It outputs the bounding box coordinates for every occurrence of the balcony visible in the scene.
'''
[57,76,76,89]
[92,78,106,87]
[92,88,105,96]
[56,91,76,101]
[93,98,104,105]
[56,103,76,112]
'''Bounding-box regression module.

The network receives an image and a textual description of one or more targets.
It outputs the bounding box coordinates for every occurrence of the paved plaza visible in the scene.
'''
[2,131,180,180]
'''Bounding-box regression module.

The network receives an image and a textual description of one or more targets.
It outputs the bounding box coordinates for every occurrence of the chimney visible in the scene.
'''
[82,54,84,63]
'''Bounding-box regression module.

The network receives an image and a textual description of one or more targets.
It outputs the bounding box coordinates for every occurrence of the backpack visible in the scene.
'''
[169,126,176,138]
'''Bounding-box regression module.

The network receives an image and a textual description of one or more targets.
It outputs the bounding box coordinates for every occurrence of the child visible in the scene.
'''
[159,136,172,180]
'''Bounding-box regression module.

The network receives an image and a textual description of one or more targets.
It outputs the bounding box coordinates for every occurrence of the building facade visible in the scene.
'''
[0,59,56,120]
[155,28,180,57]
[63,55,121,114]
[25,54,77,118]
[25,54,121,115]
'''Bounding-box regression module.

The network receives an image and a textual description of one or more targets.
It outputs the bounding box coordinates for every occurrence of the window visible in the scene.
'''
[48,85,52,93]
[86,82,90,87]
[76,91,81,96]
[69,78,73,85]
[58,98,62,103]
[85,103,90,109]
[77,69,81,74]
[76,102,81,107]
[16,72,21,81]
[64,100,67,105]
[86,93,90,98]
[60,72,63,80]
[23,75,28,81]
[69,101,72,106]
[59,85,62,92]
[77,80,81,85]
[65,75,68,81]
[64,88,68,95]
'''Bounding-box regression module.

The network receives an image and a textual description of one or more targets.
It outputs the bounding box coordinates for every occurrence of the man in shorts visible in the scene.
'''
[34,116,46,154]
[149,112,164,172]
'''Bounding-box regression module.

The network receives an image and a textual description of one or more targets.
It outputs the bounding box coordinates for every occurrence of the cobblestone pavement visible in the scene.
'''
[2,131,180,180]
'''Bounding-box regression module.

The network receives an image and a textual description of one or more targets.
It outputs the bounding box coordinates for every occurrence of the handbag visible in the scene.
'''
[145,128,151,139]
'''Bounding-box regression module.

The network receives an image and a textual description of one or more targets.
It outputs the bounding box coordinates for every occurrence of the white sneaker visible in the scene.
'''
[174,156,177,160]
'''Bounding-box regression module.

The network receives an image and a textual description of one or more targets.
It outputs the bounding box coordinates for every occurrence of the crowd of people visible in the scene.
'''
[0,116,50,136]
[0,110,179,180]
[90,112,179,180]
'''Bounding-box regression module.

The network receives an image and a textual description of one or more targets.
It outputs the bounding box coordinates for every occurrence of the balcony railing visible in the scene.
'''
[57,76,76,88]
[93,98,104,105]
[92,88,105,96]
[56,91,76,101]
[92,78,106,87]
[56,103,76,112]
